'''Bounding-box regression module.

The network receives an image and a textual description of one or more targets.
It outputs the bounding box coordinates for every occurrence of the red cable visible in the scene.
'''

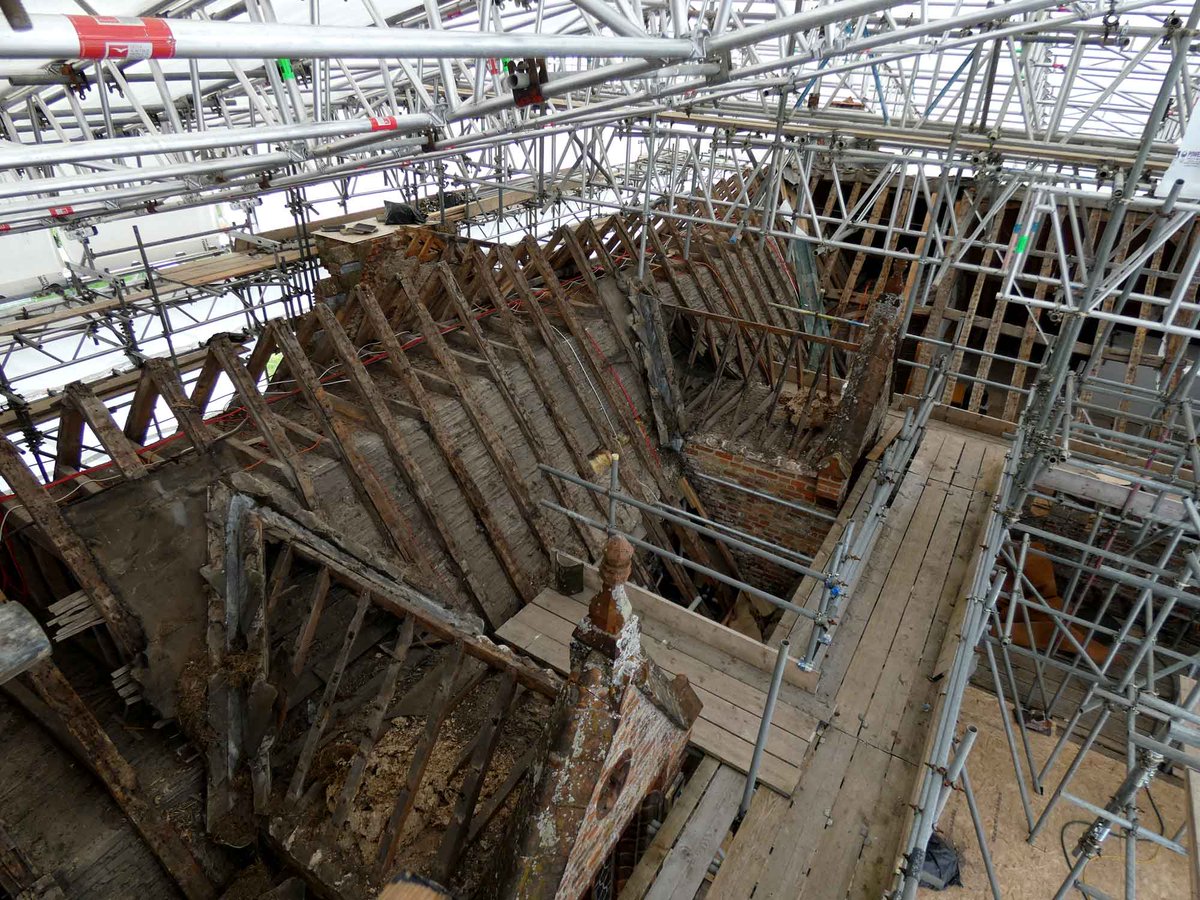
[0,306,503,504]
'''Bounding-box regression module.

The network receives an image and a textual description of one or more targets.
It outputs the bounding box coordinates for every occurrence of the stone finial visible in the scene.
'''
[589,535,634,634]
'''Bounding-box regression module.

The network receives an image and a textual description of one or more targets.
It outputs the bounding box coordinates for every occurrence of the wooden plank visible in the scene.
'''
[62,382,147,480]
[800,738,894,898]
[705,787,791,899]
[560,559,817,694]
[951,437,987,491]
[889,460,1001,884]
[530,591,814,744]
[812,467,928,703]
[645,765,744,900]
[771,460,878,648]
[831,482,950,728]
[499,600,802,791]
[621,757,720,900]
[751,726,859,897]
[859,485,972,751]
[848,744,919,897]
[926,432,966,485]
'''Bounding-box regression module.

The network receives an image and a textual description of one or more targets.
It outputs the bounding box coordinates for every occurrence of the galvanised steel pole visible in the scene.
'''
[1,14,696,60]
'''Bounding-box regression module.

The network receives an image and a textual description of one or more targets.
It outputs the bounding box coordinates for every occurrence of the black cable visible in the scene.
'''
[1145,785,1167,836]
[1060,820,1090,870]
[1059,787,1168,884]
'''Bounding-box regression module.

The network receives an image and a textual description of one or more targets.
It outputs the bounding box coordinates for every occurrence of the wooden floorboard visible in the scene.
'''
[698,421,1005,899]
[497,589,808,793]
[622,758,719,900]
[645,765,744,900]
[497,415,1009,900]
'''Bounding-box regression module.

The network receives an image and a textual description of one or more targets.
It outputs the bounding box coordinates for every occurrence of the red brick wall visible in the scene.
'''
[684,441,839,596]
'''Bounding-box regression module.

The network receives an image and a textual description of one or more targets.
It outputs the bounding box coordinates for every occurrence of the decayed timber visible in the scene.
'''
[437,262,597,555]
[376,643,465,874]
[61,382,147,480]
[354,284,536,608]
[269,320,438,579]
[470,250,611,544]
[287,589,372,802]
[21,658,215,900]
[406,280,557,560]
[310,301,496,621]
[143,358,215,450]
[233,482,559,698]
[521,235,702,600]
[433,672,518,882]
[209,337,319,509]
[332,617,415,826]
[0,438,142,658]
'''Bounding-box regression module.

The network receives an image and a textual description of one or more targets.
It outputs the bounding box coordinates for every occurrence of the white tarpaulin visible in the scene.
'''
[1159,109,1200,198]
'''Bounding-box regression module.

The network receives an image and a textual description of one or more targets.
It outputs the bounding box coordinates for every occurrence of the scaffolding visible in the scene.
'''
[0,2,1198,896]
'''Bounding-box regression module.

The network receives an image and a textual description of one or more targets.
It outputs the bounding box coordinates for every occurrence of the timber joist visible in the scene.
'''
[194,481,558,890]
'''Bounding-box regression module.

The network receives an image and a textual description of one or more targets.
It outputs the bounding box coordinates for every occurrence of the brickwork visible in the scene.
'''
[685,437,839,596]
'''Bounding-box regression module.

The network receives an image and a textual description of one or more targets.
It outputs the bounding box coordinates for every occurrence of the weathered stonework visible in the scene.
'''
[494,537,701,899]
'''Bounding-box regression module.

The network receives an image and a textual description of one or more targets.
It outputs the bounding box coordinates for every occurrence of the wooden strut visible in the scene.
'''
[469,249,611,550]
[377,642,465,875]
[353,284,537,606]
[517,237,704,600]
[268,320,440,584]
[61,381,147,480]
[209,337,319,509]
[405,278,559,560]
[287,589,372,802]
[0,438,142,659]
[333,617,415,826]
[142,358,215,450]
[433,672,518,882]
[436,261,598,555]
[241,482,560,698]
[309,302,497,624]
[123,367,160,447]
